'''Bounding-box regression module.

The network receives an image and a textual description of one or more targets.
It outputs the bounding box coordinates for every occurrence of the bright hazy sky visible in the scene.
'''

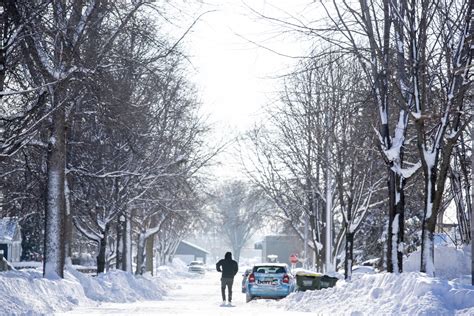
[168,0,318,178]
[187,0,313,128]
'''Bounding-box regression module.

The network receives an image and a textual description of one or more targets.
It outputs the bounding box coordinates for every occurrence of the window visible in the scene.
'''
[253,266,287,274]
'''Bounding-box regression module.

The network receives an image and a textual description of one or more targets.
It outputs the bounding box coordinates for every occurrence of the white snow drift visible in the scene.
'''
[279,245,474,315]
[279,272,474,315]
[0,266,169,315]
[0,246,473,315]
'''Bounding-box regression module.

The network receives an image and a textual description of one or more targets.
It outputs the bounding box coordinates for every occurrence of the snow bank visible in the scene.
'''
[0,266,170,315]
[0,269,88,315]
[67,268,168,302]
[279,272,474,315]
[279,245,473,315]
[404,244,471,281]
[156,258,208,283]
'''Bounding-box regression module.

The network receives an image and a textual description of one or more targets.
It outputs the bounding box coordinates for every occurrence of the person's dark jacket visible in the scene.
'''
[216,252,238,278]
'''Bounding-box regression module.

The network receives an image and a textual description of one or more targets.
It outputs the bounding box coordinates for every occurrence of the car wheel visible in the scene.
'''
[246,293,254,303]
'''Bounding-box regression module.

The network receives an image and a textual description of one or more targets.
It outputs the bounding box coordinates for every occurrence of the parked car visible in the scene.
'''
[187,261,206,274]
[241,268,252,293]
[245,263,295,302]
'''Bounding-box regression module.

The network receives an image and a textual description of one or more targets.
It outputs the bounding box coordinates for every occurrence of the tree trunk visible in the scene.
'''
[116,214,129,271]
[420,218,436,276]
[135,232,146,275]
[97,223,109,274]
[232,246,241,263]
[387,170,405,273]
[470,88,474,285]
[471,93,474,286]
[43,87,66,279]
[116,215,124,270]
[321,198,328,272]
[97,235,107,274]
[420,162,438,275]
[117,212,132,273]
[125,215,132,273]
[145,235,154,274]
[344,231,354,281]
[64,213,72,265]
[468,0,474,267]
[64,175,72,264]
[457,139,472,243]
[450,161,470,243]
[0,0,5,96]
[160,251,166,266]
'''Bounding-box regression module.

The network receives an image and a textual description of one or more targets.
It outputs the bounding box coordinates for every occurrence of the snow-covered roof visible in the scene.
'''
[0,217,20,242]
[180,240,209,254]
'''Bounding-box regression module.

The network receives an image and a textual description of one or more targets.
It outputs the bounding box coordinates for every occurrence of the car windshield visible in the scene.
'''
[189,262,203,266]
[253,266,286,274]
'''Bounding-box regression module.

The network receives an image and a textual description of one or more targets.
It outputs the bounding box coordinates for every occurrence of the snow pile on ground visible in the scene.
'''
[68,268,169,302]
[279,272,474,315]
[156,258,207,281]
[0,265,171,315]
[404,244,471,281]
[281,245,474,315]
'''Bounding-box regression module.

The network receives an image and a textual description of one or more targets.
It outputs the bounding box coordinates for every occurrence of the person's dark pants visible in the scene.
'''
[221,277,234,302]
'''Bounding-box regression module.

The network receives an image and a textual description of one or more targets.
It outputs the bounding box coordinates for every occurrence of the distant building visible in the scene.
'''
[174,240,209,264]
[0,217,22,262]
[255,235,303,266]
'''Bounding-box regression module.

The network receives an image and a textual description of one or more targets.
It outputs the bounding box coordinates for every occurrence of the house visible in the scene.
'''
[255,234,304,266]
[174,240,209,264]
[0,217,22,262]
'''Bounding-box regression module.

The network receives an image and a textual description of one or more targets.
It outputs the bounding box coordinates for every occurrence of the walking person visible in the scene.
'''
[216,252,239,305]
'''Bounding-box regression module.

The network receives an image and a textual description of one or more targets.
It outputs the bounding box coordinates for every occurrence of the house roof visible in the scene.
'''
[180,240,209,254]
[0,217,20,242]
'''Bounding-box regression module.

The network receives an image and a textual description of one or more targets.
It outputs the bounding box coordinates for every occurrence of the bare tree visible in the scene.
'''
[403,0,473,275]
[0,0,4,97]
[252,0,471,276]
[211,181,270,262]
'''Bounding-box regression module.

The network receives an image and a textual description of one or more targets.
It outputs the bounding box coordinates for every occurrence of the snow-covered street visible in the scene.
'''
[59,271,307,316]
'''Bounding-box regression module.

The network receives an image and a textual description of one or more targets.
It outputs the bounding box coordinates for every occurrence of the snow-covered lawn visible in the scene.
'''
[1,249,473,315]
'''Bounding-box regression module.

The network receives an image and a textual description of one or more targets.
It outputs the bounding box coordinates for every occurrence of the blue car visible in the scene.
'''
[241,268,252,293]
[245,263,295,302]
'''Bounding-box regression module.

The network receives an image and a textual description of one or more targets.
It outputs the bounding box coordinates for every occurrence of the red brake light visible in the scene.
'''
[248,273,255,283]
[282,274,289,283]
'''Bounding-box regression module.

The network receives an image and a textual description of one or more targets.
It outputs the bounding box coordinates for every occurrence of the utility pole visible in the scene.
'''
[325,163,333,273]
[304,213,308,269]
[325,108,333,274]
